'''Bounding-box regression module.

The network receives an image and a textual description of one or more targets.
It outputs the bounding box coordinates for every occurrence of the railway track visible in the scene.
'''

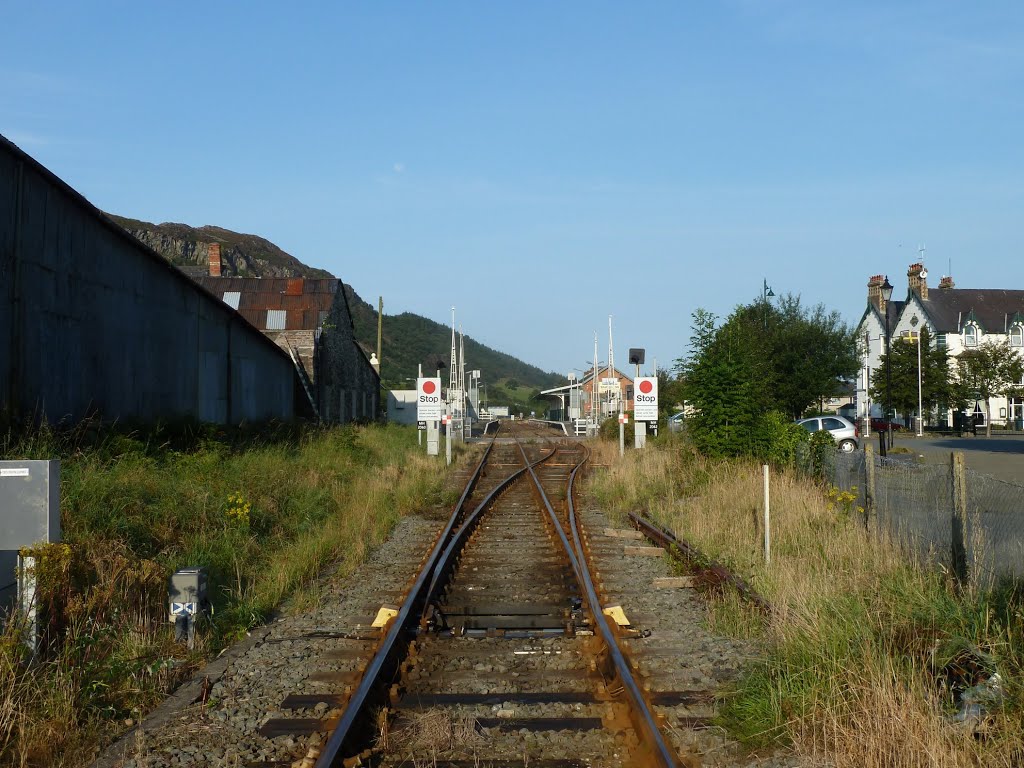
[102,420,782,768]
[248,421,692,767]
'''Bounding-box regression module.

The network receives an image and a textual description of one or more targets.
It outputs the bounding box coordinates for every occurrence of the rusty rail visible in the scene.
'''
[629,511,771,614]
[518,439,682,768]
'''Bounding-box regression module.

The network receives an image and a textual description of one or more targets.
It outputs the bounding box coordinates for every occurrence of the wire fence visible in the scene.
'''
[820,450,1024,583]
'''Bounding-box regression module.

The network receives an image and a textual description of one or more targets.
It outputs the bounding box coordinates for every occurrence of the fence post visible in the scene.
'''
[864,443,875,528]
[951,451,968,583]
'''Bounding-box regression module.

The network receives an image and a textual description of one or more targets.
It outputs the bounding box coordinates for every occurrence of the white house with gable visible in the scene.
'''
[855,263,1024,429]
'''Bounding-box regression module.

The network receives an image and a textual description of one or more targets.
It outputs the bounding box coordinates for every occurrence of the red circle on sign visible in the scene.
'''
[423,381,437,394]
[639,380,653,394]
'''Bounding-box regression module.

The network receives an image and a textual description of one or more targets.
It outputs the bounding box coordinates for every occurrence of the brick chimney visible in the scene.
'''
[208,243,222,277]
[907,262,928,300]
[939,275,955,290]
[867,274,886,314]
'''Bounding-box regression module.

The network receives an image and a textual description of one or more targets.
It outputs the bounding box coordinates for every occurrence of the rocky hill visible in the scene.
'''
[110,214,563,405]
[106,214,333,279]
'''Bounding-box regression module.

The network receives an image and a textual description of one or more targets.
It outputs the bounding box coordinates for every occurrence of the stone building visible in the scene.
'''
[193,270,380,423]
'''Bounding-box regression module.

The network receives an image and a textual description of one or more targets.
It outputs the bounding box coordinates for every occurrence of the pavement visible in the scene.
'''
[885,433,1024,485]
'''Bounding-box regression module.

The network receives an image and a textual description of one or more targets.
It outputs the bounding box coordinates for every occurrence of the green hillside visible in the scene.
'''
[343,287,563,409]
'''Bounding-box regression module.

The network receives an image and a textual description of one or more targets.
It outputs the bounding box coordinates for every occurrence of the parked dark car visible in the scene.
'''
[870,418,903,432]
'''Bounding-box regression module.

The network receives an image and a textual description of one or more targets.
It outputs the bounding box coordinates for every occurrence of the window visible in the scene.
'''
[936,333,946,348]
[266,309,287,330]
[222,291,241,310]
[799,419,820,432]
[1011,325,1024,348]
[965,325,978,347]
[823,418,845,431]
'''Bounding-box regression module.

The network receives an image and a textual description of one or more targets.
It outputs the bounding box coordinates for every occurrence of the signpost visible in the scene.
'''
[417,378,442,456]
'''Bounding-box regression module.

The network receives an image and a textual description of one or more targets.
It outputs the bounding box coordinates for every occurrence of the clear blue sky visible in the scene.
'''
[4,2,1023,378]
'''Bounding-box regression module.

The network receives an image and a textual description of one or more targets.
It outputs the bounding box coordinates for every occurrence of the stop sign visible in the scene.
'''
[417,378,442,421]
[634,377,658,421]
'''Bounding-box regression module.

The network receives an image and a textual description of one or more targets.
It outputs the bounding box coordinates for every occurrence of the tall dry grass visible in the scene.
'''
[587,437,1024,767]
[0,421,455,767]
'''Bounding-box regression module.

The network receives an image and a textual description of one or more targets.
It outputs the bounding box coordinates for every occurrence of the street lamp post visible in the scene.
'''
[763,279,774,328]
[911,315,923,436]
[881,276,894,454]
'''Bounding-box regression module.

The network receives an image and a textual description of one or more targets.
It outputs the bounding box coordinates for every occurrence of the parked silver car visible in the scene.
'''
[796,415,859,453]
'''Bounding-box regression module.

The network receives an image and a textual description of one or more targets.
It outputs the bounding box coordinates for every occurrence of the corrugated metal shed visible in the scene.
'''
[192,277,340,330]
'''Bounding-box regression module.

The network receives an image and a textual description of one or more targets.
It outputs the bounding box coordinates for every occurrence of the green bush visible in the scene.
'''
[751,411,809,466]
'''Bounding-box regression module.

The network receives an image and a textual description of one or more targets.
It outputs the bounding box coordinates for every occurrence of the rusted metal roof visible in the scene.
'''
[193,277,340,331]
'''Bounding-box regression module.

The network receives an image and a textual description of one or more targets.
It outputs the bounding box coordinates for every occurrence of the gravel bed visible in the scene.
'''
[94,513,444,768]
[579,500,806,768]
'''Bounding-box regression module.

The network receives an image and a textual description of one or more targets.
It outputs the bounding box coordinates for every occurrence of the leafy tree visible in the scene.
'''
[950,339,1024,436]
[678,296,858,458]
[769,297,859,418]
[869,326,951,424]
[681,309,773,457]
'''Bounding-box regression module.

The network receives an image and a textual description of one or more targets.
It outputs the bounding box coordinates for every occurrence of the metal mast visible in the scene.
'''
[449,306,457,405]
[607,314,615,414]
[592,332,599,425]
[459,325,466,422]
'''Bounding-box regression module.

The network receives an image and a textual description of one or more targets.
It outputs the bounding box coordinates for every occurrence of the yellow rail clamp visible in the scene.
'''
[371,605,400,629]
[602,605,631,627]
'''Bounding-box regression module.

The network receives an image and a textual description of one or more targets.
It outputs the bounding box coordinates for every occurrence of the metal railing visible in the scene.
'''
[817,450,1024,583]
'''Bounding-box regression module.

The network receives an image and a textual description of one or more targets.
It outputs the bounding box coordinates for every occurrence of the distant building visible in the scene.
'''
[386,390,418,425]
[856,263,1024,428]
[540,367,635,421]
[192,269,381,424]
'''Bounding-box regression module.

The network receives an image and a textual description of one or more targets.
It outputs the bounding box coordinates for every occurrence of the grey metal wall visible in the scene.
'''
[0,136,296,425]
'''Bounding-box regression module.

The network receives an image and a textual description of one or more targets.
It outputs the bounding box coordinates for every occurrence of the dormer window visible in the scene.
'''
[965,325,978,347]
[1012,324,1024,348]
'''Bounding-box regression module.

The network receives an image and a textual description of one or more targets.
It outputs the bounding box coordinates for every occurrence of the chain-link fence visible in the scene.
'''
[822,450,1024,582]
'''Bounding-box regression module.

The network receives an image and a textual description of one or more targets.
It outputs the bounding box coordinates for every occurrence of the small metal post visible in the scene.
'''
[16,554,38,656]
[445,418,452,466]
[864,442,876,527]
[763,465,771,565]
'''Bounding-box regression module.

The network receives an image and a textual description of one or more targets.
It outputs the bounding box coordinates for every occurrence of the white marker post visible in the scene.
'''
[763,464,771,565]
[417,378,442,456]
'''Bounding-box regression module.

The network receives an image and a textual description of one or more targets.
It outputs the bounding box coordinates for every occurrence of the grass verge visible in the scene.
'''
[587,435,1024,767]
[1,420,457,767]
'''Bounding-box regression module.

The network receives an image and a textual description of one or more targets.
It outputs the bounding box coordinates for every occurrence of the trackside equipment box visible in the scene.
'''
[0,461,60,619]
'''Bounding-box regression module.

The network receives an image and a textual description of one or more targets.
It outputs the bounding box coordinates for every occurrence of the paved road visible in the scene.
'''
[888,433,1024,485]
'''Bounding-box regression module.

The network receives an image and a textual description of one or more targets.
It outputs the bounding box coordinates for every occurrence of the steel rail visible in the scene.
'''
[420,444,558,621]
[314,434,499,767]
[628,511,771,614]
[516,439,681,768]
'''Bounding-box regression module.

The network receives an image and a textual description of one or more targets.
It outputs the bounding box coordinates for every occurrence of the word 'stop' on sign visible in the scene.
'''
[417,377,443,421]
[633,376,658,421]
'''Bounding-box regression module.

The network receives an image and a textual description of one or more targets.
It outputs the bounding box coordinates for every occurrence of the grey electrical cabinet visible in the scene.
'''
[0,461,60,618]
